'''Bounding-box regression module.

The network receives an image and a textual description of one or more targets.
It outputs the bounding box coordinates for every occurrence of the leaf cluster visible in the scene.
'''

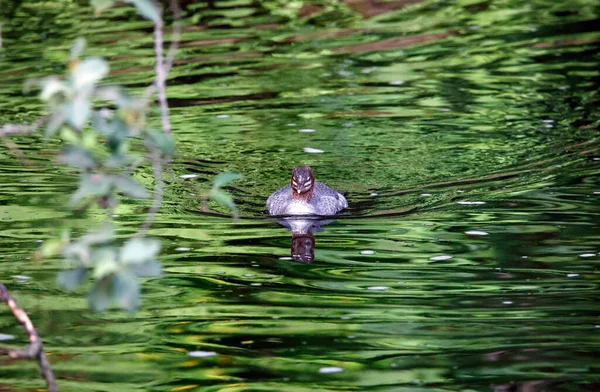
[41,226,161,313]
[29,36,175,312]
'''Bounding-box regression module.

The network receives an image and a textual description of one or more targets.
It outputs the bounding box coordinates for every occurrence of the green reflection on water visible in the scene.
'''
[1,0,600,391]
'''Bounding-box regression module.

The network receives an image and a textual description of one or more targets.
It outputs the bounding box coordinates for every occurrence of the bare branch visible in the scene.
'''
[0,282,59,392]
[165,0,182,75]
[137,147,165,236]
[142,0,181,121]
[152,0,172,136]
[2,138,39,169]
[0,117,45,137]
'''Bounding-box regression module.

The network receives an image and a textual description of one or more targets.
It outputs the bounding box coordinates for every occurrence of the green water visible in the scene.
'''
[1,0,600,390]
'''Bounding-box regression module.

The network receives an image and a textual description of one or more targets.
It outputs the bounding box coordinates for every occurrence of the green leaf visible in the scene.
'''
[88,277,112,312]
[59,146,98,169]
[128,259,161,277]
[121,238,161,265]
[113,272,140,313]
[210,189,236,210]
[62,242,92,266]
[80,224,115,246]
[105,153,135,168]
[126,0,161,23]
[65,95,92,129]
[94,86,134,108]
[70,38,86,60]
[58,267,88,291]
[38,239,64,259]
[60,127,80,145]
[146,129,175,156]
[45,112,65,138]
[92,247,120,279]
[72,58,109,90]
[39,76,70,103]
[213,171,242,188]
[70,174,113,206]
[112,175,149,199]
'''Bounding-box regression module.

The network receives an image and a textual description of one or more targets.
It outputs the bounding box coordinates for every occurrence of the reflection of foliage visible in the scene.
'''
[262,0,360,26]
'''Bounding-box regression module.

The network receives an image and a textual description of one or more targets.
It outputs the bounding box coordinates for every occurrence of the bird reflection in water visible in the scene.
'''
[276,218,334,263]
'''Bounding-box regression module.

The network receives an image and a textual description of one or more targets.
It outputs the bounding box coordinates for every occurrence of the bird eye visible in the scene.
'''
[304,180,312,187]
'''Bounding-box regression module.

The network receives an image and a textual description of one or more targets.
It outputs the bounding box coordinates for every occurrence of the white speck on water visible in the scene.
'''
[36,239,43,243]
[457,190,465,193]
[522,256,529,259]
[595,325,600,328]
[545,124,553,128]
[0,334,15,341]
[111,214,120,218]
[12,275,31,280]
[175,247,191,251]
[465,230,489,236]
[390,80,404,85]
[579,253,596,258]
[287,123,296,126]
[360,250,375,255]
[542,119,554,123]
[593,191,600,194]
[304,147,324,154]
[319,367,344,374]
[189,351,217,358]
[341,316,352,320]
[559,85,568,90]
[361,68,372,74]
[367,286,389,291]
[457,201,486,205]
[370,193,378,196]
[440,108,451,112]
[251,283,262,286]
[279,256,293,260]
[421,193,432,197]
[216,114,230,118]
[244,274,255,277]
[469,25,481,30]
[567,273,579,278]
[179,174,198,179]
[299,128,316,133]
[503,301,513,305]
[430,255,453,261]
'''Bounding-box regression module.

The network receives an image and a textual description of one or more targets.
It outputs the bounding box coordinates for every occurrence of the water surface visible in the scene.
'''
[0,0,599,391]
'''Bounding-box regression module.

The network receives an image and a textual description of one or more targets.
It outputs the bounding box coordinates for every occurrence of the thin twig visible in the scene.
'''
[165,0,182,75]
[0,117,46,137]
[2,138,39,169]
[137,148,165,236]
[142,0,181,116]
[152,0,172,136]
[0,282,59,392]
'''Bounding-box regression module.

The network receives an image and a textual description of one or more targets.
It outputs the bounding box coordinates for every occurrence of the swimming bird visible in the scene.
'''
[266,165,348,216]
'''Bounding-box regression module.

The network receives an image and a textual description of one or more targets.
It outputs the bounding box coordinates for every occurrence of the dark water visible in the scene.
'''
[1,0,600,390]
